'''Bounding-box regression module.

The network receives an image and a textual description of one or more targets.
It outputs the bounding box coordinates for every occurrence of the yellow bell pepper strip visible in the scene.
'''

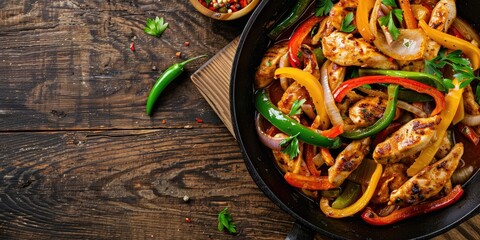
[399,0,418,29]
[319,163,383,218]
[356,0,375,42]
[419,20,480,70]
[361,185,464,226]
[407,80,464,176]
[452,96,464,125]
[275,67,331,130]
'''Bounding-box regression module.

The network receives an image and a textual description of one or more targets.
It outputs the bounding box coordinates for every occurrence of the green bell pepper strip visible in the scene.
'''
[358,68,446,92]
[332,181,361,209]
[255,89,342,148]
[267,0,312,39]
[341,84,399,139]
[146,55,207,116]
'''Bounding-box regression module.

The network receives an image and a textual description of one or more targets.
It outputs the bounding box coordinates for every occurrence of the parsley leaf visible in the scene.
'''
[382,0,398,8]
[289,99,306,116]
[280,133,301,159]
[144,16,169,37]
[205,0,212,6]
[218,207,236,234]
[378,9,403,41]
[425,49,480,89]
[315,0,333,17]
[340,12,356,33]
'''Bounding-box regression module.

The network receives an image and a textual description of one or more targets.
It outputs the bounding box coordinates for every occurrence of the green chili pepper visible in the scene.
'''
[342,84,399,139]
[146,55,207,116]
[358,68,446,92]
[267,0,312,39]
[255,89,342,148]
[332,181,361,209]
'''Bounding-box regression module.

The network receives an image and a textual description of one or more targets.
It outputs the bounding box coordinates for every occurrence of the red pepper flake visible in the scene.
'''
[388,57,394,62]
[185,217,191,223]
[184,41,190,47]
[176,51,182,57]
[195,118,203,123]
[130,42,135,52]
[162,119,166,124]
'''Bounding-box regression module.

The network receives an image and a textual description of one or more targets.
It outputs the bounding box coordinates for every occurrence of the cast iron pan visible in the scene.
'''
[231,1,480,239]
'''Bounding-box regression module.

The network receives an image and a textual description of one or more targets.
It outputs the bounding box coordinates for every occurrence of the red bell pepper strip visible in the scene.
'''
[284,172,336,190]
[240,0,248,8]
[305,144,321,176]
[288,16,324,68]
[332,76,446,116]
[457,123,480,145]
[361,185,464,226]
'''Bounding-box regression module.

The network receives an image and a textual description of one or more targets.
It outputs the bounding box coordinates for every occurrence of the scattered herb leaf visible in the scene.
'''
[315,0,334,17]
[206,0,212,6]
[340,12,356,33]
[280,133,301,159]
[425,49,480,89]
[378,9,403,41]
[289,99,306,116]
[218,208,236,234]
[144,16,169,37]
[382,0,398,8]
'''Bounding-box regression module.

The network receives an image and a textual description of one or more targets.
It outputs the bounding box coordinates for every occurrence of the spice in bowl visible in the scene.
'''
[199,0,251,14]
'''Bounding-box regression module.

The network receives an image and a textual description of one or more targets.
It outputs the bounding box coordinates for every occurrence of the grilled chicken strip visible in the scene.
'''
[349,96,387,127]
[372,163,409,204]
[324,0,358,36]
[389,143,463,206]
[322,31,398,69]
[429,0,456,32]
[328,138,371,186]
[373,116,441,164]
[277,82,312,115]
[255,42,288,88]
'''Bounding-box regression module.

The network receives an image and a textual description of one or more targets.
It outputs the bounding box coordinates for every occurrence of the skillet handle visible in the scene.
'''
[285,221,316,240]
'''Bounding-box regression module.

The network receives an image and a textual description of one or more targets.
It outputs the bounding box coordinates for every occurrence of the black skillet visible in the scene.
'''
[231,1,480,239]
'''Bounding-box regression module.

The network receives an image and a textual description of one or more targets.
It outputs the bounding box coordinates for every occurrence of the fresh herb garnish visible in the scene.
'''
[315,0,333,17]
[144,16,169,37]
[425,49,480,89]
[280,133,301,159]
[382,0,398,8]
[378,9,403,41]
[340,12,356,33]
[289,99,306,116]
[218,207,236,234]
[205,0,212,6]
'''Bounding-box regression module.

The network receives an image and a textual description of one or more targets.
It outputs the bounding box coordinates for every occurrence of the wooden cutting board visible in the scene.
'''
[191,37,239,137]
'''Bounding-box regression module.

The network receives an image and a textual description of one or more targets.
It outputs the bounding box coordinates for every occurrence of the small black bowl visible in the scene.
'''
[231,1,480,239]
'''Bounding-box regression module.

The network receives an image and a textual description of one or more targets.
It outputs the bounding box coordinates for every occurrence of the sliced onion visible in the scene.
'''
[369,0,383,39]
[378,204,400,217]
[397,101,427,118]
[301,103,316,120]
[320,60,344,126]
[461,114,480,126]
[255,113,285,150]
[374,28,428,60]
[452,18,480,46]
[451,165,475,185]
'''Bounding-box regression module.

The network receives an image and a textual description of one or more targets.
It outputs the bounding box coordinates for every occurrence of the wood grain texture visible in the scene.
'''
[0,0,478,239]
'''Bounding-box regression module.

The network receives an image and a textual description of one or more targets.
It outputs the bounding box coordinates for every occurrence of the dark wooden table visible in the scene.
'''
[0,1,478,239]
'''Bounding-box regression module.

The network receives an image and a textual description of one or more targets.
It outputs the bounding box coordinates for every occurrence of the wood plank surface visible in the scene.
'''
[0,1,478,239]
